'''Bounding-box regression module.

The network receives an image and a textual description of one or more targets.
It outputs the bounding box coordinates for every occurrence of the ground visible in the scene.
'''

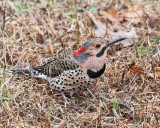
[0,0,160,127]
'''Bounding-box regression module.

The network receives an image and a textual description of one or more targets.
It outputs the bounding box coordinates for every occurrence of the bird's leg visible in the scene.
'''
[87,88,97,100]
[61,91,71,107]
[61,92,78,109]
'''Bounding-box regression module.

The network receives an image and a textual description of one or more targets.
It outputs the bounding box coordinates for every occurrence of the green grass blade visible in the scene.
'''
[112,93,120,118]
[142,37,160,56]
[48,101,52,121]
[112,108,119,118]
[132,38,139,57]
[139,36,145,56]
[100,96,108,110]
[113,93,116,110]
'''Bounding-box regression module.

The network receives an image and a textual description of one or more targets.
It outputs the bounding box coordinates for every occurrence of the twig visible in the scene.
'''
[1,8,6,31]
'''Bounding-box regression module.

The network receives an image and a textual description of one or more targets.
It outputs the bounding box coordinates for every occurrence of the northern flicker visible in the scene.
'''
[7,38,125,104]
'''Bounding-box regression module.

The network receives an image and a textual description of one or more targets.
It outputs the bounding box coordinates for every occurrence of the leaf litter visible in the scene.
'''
[0,0,160,127]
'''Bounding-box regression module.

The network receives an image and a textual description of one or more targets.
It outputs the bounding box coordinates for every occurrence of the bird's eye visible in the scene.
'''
[96,44,101,48]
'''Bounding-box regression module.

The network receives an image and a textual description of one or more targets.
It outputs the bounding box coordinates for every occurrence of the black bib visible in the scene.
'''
[87,64,106,79]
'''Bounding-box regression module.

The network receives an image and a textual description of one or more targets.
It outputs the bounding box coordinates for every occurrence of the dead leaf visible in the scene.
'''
[88,12,107,38]
[129,62,160,78]
[99,6,120,28]
[88,6,144,46]
[129,62,146,76]
[129,65,145,76]
[108,27,138,47]
[99,5,148,47]
[119,5,146,25]
[156,69,160,74]
[100,5,147,26]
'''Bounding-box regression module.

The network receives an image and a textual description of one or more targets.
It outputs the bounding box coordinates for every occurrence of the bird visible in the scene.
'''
[6,37,125,105]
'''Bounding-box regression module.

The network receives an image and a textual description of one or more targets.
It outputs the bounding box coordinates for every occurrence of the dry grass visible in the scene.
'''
[0,0,160,127]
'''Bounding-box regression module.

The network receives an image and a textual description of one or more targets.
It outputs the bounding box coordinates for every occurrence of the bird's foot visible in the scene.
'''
[61,92,78,109]
[61,92,71,107]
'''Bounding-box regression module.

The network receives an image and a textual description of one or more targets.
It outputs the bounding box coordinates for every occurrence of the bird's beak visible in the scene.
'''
[106,38,126,47]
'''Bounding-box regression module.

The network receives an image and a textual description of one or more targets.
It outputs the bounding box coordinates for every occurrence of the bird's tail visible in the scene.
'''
[6,69,31,75]
[5,69,49,81]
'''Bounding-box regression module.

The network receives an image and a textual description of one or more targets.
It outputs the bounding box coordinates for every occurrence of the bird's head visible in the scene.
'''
[73,38,125,64]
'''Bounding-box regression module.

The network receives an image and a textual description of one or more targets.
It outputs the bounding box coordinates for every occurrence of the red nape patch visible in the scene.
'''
[74,47,88,57]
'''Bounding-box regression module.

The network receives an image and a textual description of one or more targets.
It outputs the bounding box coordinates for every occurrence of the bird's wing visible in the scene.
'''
[33,54,80,77]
